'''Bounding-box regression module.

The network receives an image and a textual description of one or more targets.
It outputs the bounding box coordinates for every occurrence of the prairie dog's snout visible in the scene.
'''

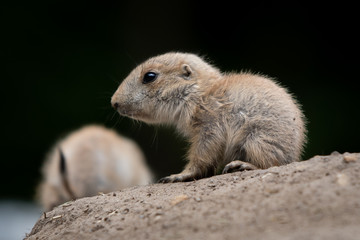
[111,85,124,110]
[111,89,120,110]
[112,102,119,110]
[111,52,307,183]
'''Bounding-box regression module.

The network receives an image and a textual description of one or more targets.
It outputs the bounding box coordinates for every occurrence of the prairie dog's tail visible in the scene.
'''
[59,149,76,200]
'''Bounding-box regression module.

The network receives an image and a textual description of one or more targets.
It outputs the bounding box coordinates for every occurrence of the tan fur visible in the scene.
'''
[37,125,153,211]
[111,52,306,183]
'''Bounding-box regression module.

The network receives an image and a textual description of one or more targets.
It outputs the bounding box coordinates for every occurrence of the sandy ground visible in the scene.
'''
[26,152,360,240]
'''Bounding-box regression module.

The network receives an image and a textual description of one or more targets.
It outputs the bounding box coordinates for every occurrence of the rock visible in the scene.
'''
[25,153,360,240]
[343,152,358,163]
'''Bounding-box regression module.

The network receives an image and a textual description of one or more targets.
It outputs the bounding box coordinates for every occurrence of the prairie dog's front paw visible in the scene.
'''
[158,172,196,183]
[222,160,258,174]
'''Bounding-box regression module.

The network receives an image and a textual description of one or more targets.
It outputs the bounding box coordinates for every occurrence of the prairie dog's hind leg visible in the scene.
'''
[222,160,258,174]
[222,122,290,175]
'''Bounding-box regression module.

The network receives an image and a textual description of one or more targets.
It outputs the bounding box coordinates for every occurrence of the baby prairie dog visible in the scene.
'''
[37,125,153,211]
[111,52,306,183]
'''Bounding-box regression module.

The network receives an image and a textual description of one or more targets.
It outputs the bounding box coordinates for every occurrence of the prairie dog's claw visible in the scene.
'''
[158,173,196,183]
[222,160,258,174]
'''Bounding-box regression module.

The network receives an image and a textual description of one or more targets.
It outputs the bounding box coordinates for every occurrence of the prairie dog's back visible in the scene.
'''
[225,73,304,122]
[37,125,153,211]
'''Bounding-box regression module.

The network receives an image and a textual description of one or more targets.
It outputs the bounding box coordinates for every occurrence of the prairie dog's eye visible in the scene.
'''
[142,72,158,84]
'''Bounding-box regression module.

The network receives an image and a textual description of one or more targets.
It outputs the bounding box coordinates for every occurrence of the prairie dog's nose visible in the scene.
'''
[112,102,119,110]
[111,93,120,109]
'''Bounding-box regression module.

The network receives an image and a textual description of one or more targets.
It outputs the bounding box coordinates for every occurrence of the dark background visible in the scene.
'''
[2,1,359,200]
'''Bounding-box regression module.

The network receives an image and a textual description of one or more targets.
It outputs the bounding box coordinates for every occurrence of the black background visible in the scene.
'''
[2,0,359,200]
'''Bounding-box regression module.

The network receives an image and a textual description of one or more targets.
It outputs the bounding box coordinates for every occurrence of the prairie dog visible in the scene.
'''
[111,52,306,183]
[37,125,153,211]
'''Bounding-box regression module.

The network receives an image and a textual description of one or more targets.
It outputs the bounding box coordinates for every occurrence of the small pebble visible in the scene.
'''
[171,194,189,205]
[343,153,357,163]
[336,173,349,186]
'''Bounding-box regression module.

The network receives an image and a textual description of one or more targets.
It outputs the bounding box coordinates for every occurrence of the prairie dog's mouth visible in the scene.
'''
[116,108,138,118]
[116,109,157,124]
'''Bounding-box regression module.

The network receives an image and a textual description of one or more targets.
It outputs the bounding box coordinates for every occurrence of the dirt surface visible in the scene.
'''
[26,152,360,240]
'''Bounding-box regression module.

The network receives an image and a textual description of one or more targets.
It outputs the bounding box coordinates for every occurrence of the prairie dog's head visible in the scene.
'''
[111,52,221,124]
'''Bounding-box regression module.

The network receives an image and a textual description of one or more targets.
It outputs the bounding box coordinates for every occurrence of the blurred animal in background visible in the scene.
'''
[36,125,153,211]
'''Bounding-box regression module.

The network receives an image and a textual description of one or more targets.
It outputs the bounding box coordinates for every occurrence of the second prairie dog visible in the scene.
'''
[37,125,153,211]
[111,52,306,183]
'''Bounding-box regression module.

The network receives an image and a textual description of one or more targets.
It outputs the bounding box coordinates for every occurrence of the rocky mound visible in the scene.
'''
[26,152,360,240]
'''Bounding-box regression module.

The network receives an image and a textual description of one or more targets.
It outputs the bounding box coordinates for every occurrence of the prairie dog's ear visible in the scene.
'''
[181,64,192,80]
